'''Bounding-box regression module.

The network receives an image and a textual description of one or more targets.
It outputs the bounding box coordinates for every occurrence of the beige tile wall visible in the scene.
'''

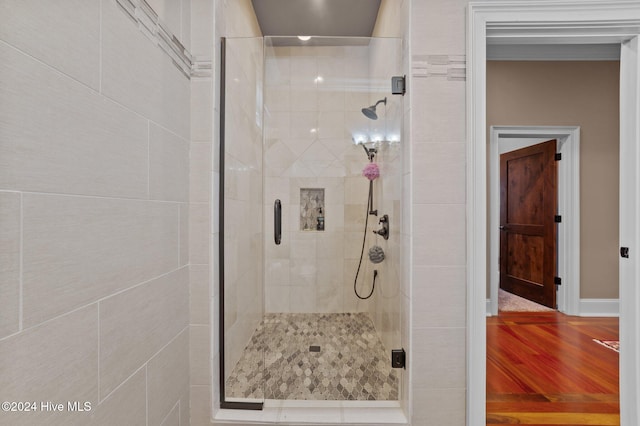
[262,45,380,315]
[88,367,147,426]
[22,194,181,328]
[410,0,469,423]
[0,192,20,338]
[188,2,216,421]
[0,41,149,199]
[0,306,98,426]
[148,329,191,426]
[100,268,189,396]
[101,0,190,140]
[0,0,101,90]
[0,1,191,425]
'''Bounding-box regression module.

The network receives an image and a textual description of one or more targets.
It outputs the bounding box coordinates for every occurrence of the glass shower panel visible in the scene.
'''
[367,37,404,360]
[221,37,265,406]
[261,36,404,401]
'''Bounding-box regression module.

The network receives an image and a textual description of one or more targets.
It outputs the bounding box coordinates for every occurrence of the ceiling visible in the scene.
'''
[251,0,382,38]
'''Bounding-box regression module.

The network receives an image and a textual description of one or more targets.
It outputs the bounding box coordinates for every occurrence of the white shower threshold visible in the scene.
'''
[213,400,408,425]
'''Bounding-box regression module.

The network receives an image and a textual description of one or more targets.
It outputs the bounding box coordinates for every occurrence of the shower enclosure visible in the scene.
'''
[220,36,404,409]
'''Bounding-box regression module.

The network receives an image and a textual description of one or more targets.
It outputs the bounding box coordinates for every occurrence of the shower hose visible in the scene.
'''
[354,180,377,300]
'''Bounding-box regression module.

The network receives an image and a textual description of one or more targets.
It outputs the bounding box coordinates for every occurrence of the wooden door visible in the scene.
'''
[500,140,558,309]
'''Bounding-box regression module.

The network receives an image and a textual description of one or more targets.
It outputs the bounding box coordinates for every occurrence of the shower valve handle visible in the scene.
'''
[372,214,390,240]
[372,228,388,238]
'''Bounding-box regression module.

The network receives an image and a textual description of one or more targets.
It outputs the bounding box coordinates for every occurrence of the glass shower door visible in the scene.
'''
[261,36,404,401]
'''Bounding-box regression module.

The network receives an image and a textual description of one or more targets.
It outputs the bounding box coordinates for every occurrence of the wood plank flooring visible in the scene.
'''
[487,312,619,425]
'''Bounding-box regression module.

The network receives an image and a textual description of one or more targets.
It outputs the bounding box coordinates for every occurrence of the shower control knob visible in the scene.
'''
[373,214,390,240]
[373,228,389,239]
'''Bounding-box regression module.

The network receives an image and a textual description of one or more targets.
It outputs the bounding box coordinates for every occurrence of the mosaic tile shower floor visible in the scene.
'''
[225,313,399,400]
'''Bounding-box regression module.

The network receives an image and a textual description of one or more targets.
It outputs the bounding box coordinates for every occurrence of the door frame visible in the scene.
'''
[489,126,580,316]
[467,2,640,425]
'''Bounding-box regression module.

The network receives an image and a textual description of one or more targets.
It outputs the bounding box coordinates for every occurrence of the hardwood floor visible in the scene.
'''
[487,312,619,425]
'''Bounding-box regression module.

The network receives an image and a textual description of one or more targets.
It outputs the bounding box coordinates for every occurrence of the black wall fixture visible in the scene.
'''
[391,348,406,369]
[391,75,406,95]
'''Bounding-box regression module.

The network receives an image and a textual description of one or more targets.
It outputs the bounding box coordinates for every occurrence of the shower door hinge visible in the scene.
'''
[391,348,406,369]
[555,153,562,161]
[554,276,562,286]
[391,75,406,95]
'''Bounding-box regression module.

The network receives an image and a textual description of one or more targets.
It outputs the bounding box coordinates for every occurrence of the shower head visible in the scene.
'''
[361,106,378,120]
[361,97,387,120]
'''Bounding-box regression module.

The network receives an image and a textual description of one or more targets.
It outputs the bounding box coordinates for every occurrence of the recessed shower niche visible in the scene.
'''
[220,36,404,409]
[300,188,324,231]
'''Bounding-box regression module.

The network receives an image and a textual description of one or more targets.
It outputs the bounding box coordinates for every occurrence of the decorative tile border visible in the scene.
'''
[191,57,213,79]
[412,54,466,81]
[115,0,213,79]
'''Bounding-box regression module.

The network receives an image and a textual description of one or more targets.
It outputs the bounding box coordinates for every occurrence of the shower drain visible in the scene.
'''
[309,345,320,352]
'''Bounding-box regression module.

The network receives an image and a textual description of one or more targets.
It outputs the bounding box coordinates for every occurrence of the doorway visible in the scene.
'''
[489,126,581,316]
[467,2,640,425]
[487,59,621,317]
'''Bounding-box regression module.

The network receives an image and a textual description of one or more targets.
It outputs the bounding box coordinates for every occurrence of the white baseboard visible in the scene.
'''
[579,299,619,317]
[486,298,619,317]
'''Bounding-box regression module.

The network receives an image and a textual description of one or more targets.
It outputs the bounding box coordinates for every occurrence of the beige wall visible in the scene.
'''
[487,61,620,299]
[0,0,191,425]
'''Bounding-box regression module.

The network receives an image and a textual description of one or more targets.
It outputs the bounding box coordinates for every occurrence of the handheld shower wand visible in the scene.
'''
[361,144,377,162]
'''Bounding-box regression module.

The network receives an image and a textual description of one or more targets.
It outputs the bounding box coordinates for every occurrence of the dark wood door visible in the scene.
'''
[500,140,558,309]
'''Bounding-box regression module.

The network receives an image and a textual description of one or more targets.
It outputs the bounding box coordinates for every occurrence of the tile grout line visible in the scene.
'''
[0,266,187,343]
[145,365,149,426]
[159,399,180,426]
[9,190,185,204]
[18,192,23,332]
[179,0,183,56]
[99,0,103,94]
[152,325,190,363]
[147,120,151,200]
[97,302,101,403]
[178,203,181,267]
[0,39,100,95]
[99,363,147,405]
